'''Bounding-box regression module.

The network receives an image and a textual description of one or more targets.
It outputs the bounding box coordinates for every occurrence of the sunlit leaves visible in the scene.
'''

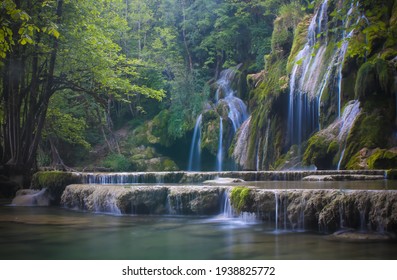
[44,107,91,150]
[0,0,61,59]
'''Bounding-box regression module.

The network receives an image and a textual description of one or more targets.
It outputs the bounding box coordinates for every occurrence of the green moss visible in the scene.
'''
[342,112,391,169]
[161,159,179,171]
[287,16,310,72]
[327,141,339,155]
[367,149,397,169]
[230,187,252,213]
[303,134,337,170]
[31,171,80,205]
[345,151,364,170]
[355,58,393,101]
[271,2,305,58]
[201,110,221,156]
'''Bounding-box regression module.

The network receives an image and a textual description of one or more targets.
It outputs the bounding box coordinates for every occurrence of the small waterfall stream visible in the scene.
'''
[337,100,361,170]
[188,65,248,171]
[188,114,202,171]
[216,118,223,171]
[288,0,329,150]
[60,170,396,235]
[287,0,363,156]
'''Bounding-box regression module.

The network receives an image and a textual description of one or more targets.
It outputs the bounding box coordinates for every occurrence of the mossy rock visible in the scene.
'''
[129,110,174,148]
[367,149,397,169]
[342,110,392,169]
[346,150,366,170]
[303,134,337,170]
[130,156,179,172]
[31,171,81,205]
[355,58,394,102]
[287,15,310,72]
[230,187,252,213]
[346,148,397,170]
[201,110,221,156]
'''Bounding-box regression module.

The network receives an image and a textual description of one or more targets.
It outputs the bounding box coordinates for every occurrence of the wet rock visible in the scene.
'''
[167,186,223,215]
[203,177,245,184]
[302,175,335,181]
[61,184,168,214]
[330,229,396,242]
[12,188,50,206]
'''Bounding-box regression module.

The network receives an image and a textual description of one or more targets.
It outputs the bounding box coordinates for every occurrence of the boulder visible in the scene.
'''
[12,188,50,206]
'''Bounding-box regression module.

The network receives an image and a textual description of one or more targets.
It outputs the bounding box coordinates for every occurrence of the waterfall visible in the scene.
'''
[221,189,233,218]
[215,66,248,170]
[232,116,251,169]
[287,0,365,155]
[187,65,248,171]
[188,114,202,171]
[259,119,271,170]
[337,100,361,170]
[217,67,248,132]
[216,118,223,171]
[287,0,328,151]
[336,2,359,118]
[274,191,279,231]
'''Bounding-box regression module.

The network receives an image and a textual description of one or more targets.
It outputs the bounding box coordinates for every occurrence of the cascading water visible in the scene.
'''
[336,1,364,118]
[188,114,202,171]
[256,119,270,171]
[287,0,362,156]
[216,67,248,170]
[186,65,248,171]
[337,100,361,170]
[288,0,328,151]
[216,117,223,171]
[232,116,251,169]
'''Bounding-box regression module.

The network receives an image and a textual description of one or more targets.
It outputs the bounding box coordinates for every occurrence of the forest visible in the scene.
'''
[1,0,397,187]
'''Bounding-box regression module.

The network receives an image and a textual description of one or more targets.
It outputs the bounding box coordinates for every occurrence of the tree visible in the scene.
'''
[0,0,164,179]
[0,0,63,177]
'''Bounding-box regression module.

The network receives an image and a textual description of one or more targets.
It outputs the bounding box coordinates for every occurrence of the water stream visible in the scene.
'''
[216,118,223,171]
[189,66,248,171]
[188,114,202,171]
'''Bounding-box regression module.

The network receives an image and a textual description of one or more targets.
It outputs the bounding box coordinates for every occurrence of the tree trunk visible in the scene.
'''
[1,0,64,181]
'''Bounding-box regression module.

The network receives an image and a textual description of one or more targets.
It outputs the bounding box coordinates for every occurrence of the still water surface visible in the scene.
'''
[1,204,396,260]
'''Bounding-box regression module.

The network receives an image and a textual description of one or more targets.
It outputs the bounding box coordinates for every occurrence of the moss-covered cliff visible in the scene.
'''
[237,0,397,170]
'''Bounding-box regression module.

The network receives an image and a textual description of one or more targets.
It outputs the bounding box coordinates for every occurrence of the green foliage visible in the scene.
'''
[102,153,132,172]
[0,0,60,59]
[271,1,304,55]
[168,70,209,139]
[44,107,90,150]
[230,187,252,213]
[347,0,397,59]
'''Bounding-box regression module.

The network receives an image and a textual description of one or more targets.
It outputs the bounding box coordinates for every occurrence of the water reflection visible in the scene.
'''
[0,206,396,260]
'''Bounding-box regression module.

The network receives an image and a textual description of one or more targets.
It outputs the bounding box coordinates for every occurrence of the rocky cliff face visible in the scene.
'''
[237,0,397,170]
